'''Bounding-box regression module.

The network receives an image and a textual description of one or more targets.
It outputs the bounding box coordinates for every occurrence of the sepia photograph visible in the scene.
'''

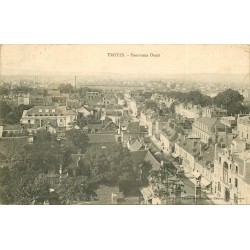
[1,44,250,205]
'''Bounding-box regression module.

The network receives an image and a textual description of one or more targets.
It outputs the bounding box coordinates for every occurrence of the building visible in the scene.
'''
[20,106,77,130]
[174,136,203,174]
[192,117,233,145]
[220,116,237,129]
[17,92,30,105]
[86,91,101,100]
[213,140,250,204]
[155,117,169,139]
[77,106,94,117]
[175,103,201,120]
[202,106,227,118]
[122,121,148,146]
[128,99,138,117]
[237,115,250,143]
[159,128,178,154]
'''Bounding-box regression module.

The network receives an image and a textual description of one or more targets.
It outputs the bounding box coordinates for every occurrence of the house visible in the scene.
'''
[87,121,119,134]
[220,116,237,129]
[130,149,162,173]
[213,141,250,204]
[159,128,178,154]
[17,92,30,105]
[202,106,228,118]
[194,144,215,193]
[237,115,250,143]
[20,106,77,130]
[192,117,233,145]
[128,139,143,152]
[77,106,94,117]
[155,117,169,139]
[175,103,201,120]
[86,91,101,100]
[174,136,204,174]
[88,134,121,145]
[122,121,148,146]
[128,99,138,117]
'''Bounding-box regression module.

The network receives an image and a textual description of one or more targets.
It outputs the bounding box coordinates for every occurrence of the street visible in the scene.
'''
[150,137,213,205]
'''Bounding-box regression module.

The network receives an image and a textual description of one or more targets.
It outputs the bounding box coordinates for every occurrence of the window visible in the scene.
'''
[52,109,55,112]
[229,178,231,183]
[28,120,30,123]
[235,166,238,174]
[218,182,221,192]
[60,119,63,122]
[235,178,238,188]
[39,109,42,112]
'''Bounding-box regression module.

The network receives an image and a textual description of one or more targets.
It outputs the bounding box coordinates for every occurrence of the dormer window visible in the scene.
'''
[45,109,49,112]
[52,109,55,113]
[39,109,42,113]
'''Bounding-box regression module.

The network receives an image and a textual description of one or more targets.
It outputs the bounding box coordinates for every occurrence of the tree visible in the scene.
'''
[0,86,10,96]
[145,100,158,110]
[5,104,33,124]
[140,161,152,186]
[58,84,73,93]
[0,101,12,121]
[65,129,89,152]
[213,89,247,115]
[0,166,50,205]
[0,138,27,168]
[57,176,99,204]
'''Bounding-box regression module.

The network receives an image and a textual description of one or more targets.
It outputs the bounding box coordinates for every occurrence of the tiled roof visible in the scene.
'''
[126,122,140,134]
[130,149,161,171]
[88,134,118,143]
[131,150,148,164]
[129,140,143,152]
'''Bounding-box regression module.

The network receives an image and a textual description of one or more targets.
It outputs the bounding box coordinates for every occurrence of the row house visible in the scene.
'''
[220,116,237,129]
[175,103,201,120]
[237,115,250,143]
[85,91,101,100]
[140,109,158,137]
[193,144,215,193]
[159,128,178,154]
[202,106,227,118]
[20,106,77,131]
[154,117,169,139]
[122,121,148,147]
[213,140,250,204]
[192,117,233,145]
[174,136,202,174]
[128,99,138,117]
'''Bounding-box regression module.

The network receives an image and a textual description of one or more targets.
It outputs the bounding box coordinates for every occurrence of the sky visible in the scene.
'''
[0,44,249,76]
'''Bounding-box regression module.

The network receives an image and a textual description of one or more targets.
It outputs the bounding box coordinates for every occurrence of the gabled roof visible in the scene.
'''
[130,150,148,164]
[88,134,118,143]
[126,122,140,134]
[130,149,161,171]
[129,140,143,152]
